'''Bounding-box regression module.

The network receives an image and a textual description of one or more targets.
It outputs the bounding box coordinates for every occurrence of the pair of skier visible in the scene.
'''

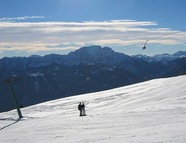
[78,102,86,116]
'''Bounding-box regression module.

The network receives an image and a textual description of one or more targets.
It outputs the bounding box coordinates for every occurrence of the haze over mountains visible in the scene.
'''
[0,45,186,112]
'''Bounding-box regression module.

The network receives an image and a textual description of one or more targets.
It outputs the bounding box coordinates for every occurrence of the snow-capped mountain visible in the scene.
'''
[1,75,186,143]
[0,45,186,112]
[133,51,186,62]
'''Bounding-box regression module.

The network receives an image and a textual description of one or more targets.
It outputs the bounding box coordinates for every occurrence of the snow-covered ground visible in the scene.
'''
[1,75,186,143]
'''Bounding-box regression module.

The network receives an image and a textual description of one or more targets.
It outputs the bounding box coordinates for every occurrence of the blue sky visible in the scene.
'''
[0,0,186,58]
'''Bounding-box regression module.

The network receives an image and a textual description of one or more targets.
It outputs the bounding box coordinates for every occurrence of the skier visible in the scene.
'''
[78,102,86,116]
[82,103,86,116]
[78,102,83,116]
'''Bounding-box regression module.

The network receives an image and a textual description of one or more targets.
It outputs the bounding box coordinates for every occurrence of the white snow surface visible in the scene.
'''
[1,75,186,143]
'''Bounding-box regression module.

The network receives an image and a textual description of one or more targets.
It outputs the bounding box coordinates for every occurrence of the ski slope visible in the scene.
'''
[1,75,186,143]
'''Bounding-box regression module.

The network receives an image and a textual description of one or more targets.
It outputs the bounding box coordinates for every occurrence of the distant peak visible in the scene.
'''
[68,45,115,57]
[30,55,41,58]
[173,51,186,57]
[79,45,102,52]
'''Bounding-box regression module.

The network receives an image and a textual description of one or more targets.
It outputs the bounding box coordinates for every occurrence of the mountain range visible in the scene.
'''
[0,45,186,112]
[133,51,186,62]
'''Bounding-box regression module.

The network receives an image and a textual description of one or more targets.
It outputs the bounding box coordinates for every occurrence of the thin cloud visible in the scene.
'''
[0,16,45,22]
[0,20,185,56]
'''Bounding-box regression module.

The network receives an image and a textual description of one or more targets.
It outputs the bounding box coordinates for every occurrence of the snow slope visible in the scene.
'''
[1,75,186,143]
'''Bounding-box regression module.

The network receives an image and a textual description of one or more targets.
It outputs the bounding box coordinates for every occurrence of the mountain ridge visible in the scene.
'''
[0,45,186,112]
[133,51,186,62]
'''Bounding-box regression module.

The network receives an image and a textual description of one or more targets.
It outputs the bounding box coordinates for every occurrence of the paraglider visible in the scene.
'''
[142,40,149,50]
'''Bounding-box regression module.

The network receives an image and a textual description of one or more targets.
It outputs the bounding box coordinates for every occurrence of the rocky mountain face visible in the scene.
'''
[0,45,185,112]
